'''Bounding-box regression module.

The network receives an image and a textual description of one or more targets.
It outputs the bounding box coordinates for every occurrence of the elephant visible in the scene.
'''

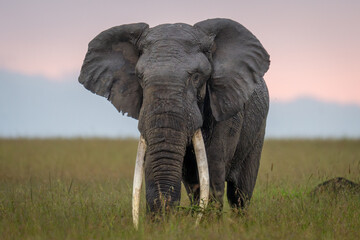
[79,18,270,227]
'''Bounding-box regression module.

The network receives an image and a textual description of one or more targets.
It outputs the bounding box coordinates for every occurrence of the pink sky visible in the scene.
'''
[1,0,360,105]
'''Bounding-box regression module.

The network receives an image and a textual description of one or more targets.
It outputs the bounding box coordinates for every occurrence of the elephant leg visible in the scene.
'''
[182,144,226,207]
[208,158,226,208]
[204,113,243,208]
[227,128,265,209]
[182,146,200,205]
[182,181,200,205]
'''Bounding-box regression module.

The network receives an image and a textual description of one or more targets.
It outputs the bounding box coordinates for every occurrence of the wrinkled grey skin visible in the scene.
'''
[79,18,270,212]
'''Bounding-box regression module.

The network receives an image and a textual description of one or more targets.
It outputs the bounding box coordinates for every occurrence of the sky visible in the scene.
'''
[1,0,360,138]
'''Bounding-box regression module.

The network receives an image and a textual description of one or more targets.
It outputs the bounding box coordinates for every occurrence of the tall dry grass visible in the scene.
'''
[0,139,359,239]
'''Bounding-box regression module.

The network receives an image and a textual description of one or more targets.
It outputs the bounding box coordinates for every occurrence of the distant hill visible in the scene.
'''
[266,98,360,138]
[1,69,360,138]
[0,70,139,138]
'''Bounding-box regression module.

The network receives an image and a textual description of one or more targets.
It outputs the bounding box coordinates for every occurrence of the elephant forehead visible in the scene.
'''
[145,24,201,45]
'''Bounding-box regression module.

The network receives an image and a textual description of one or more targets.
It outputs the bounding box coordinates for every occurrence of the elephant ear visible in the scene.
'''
[195,19,270,121]
[79,23,149,119]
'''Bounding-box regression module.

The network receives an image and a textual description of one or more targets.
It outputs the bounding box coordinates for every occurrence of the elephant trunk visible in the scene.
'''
[144,121,188,212]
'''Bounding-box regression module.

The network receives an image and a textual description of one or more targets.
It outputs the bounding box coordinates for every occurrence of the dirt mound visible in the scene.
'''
[311,177,360,197]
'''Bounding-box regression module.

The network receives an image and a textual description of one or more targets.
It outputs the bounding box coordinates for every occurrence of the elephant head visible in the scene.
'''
[79,18,269,226]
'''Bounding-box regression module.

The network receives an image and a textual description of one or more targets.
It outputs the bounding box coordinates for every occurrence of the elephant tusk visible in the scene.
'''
[132,135,146,230]
[192,129,210,225]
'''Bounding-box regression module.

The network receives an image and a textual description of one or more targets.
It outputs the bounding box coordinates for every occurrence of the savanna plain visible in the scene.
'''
[0,139,359,239]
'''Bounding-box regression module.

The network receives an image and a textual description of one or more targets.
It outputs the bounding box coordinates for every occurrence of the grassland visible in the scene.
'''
[0,139,359,239]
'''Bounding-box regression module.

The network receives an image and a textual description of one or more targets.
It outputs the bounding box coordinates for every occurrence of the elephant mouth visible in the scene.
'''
[131,129,209,229]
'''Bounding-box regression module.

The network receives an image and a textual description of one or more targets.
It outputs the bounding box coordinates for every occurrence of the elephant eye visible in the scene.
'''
[191,73,201,85]
[135,69,144,88]
[135,67,143,80]
[137,72,142,79]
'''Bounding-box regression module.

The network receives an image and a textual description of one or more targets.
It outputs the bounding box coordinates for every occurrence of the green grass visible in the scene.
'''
[0,139,359,239]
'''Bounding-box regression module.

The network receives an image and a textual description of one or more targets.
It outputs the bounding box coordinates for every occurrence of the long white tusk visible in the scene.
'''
[192,129,210,225]
[132,135,146,230]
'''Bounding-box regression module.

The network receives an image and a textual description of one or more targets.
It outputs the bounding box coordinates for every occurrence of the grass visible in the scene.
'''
[0,139,359,239]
